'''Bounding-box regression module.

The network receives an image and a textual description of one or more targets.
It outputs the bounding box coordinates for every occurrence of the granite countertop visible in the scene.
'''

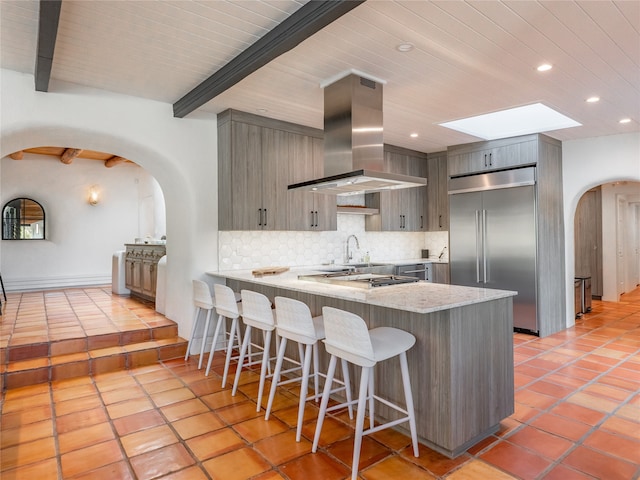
[207,266,515,315]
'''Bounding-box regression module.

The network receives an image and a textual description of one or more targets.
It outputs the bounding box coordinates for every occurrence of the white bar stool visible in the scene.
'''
[312,306,419,480]
[205,284,243,387]
[231,289,278,412]
[265,296,353,442]
[184,280,215,369]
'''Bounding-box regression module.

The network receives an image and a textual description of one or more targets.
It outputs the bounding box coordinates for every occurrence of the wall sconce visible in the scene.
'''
[88,185,100,206]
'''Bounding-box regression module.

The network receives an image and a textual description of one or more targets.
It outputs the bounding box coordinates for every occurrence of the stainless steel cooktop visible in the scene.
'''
[298,271,420,289]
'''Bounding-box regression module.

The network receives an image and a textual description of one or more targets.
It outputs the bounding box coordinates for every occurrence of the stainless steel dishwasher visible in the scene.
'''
[395,263,431,282]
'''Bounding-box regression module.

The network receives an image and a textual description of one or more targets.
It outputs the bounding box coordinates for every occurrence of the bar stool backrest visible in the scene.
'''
[213,283,240,318]
[322,306,375,367]
[192,280,214,310]
[274,296,318,343]
[240,290,275,329]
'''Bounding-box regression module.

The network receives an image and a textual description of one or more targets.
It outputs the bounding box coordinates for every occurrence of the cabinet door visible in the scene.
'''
[141,260,156,297]
[433,263,450,284]
[311,137,337,231]
[288,133,317,230]
[428,153,450,231]
[261,128,289,230]
[405,156,428,231]
[232,122,264,230]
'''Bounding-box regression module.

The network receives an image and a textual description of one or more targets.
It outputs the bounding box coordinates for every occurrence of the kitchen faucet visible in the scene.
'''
[346,234,360,263]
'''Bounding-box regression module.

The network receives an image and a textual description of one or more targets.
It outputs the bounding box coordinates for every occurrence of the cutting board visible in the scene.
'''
[252,266,290,277]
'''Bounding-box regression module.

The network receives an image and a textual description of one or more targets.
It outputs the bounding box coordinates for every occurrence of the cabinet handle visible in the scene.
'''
[420,215,423,230]
[258,208,263,226]
[264,209,267,227]
[310,211,315,228]
[439,214,442,229]
[484,154,488,168]
[488,153,493,166]
[314,211,319,227]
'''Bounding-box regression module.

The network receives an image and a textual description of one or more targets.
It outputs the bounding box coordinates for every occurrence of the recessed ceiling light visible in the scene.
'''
[619,118,632,124]
[586,96,600,103]
[537,63,553,72]
[410,133,418,138]
[396,42,414,52]
[439,103,581,140]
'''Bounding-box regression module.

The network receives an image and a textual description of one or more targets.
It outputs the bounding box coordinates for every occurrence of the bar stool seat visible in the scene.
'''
[184,280,215,369]
[265,296,352,442]
[312,306,419,480]
[205,284,243,387]
[231,289,278,412]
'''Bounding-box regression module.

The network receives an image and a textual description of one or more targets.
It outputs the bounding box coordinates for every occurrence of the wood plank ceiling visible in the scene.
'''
[0,0,638,158]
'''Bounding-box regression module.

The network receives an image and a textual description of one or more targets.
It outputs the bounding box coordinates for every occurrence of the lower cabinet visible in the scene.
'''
[125,244,166,301]
[433,263,450,284]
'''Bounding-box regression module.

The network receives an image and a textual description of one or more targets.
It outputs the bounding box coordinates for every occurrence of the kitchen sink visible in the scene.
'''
[316,263,394,275]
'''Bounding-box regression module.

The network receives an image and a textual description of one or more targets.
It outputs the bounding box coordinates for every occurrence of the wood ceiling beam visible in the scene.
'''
[35,0,62,92]
[9,151,24,160]
[104,156,127,168]
[172,0,365,118]
[60,148,82,164]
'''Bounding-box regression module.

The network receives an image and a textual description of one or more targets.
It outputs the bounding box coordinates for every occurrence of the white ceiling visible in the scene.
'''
[1,0,638,153]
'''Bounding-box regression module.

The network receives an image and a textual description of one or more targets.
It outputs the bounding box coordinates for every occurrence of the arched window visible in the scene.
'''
[2,198,46,240]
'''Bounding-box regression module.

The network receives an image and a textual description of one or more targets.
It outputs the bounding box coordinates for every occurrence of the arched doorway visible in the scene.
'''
[574,181,640,311]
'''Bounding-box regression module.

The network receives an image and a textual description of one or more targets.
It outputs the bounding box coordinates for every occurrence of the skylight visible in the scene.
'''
[439,103,581,140]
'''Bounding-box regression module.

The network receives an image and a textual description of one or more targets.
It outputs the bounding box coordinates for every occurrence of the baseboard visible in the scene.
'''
[3,274,112,292]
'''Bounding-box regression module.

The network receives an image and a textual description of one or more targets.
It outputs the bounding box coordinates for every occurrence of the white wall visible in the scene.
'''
[0,69,219,337]
[562,132,640,325]
[1,154,161,290]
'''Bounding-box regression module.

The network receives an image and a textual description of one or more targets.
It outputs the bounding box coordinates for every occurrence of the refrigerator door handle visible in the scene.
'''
[475,210,481,283]
[482,209,488,284]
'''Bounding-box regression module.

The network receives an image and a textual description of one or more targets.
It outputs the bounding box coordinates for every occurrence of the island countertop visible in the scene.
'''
[207,266,516,315]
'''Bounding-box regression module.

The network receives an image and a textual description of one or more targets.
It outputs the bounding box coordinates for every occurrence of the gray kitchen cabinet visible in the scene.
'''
[288,136,337,231]
[432,263,450,284]
[426,151,449,231]
[447,136,537,177]
[365,145,428,232]
[218,109,332,231]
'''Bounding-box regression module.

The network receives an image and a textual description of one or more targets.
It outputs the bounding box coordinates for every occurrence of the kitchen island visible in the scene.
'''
[207,267,516,458]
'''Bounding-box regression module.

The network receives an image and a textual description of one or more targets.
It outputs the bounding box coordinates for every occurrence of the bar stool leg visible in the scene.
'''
[205,315,225,376]
[197,309,213,369]
[222,317,240,387]
[265,337,288,420]
[255,330,272,412]
[352,366,371,480]
[400,351,419,457]
[368,371,375,429]
[295,343,314,441]
[341,359,354,419]
[231,324,252,396]
[184,306,201,362]
[311,354,338,453]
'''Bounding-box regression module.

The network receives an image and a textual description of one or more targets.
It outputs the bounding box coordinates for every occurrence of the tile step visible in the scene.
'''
[4,324,179,363]
[2,337,187,390]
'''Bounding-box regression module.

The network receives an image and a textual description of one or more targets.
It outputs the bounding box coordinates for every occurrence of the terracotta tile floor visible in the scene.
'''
[1,287,639,479]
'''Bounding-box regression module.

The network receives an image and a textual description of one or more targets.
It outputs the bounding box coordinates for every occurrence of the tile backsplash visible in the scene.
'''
[218,214,449,270]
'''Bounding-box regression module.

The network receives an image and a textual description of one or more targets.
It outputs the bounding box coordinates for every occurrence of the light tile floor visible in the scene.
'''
[1,288,639,479]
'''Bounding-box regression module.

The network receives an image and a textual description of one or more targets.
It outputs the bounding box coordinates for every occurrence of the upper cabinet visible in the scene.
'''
[288,135,337,231]
[447,136,537,177]
[426,151,449,231]
[218,109,335,231]
[365,145,428,232]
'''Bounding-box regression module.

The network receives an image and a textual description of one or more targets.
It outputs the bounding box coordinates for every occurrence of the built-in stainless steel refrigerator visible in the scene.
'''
[449,167,538,333]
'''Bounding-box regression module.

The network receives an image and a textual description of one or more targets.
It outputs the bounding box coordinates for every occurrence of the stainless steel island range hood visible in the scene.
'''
[288,74,426,195]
